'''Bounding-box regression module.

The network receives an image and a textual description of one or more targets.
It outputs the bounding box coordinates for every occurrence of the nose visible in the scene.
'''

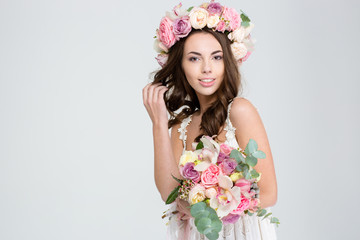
[202,59,212,73]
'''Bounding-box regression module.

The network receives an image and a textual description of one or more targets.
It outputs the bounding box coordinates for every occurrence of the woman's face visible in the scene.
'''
[182,32,225,99]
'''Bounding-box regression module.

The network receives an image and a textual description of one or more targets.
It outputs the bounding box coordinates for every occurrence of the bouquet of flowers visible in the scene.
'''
[165,135,279,240]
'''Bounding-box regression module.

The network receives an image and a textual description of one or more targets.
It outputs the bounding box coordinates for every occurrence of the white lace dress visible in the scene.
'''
[166,98,277,240]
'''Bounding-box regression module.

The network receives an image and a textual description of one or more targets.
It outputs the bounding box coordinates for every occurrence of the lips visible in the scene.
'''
[199,78,215,87]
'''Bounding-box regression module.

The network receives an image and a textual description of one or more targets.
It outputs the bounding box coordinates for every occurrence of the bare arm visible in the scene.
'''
[142,83,183,202]
[230,98,278,208]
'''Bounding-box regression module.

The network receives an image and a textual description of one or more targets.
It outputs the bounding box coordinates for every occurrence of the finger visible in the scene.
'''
[142,83,151,106]
[157,86,168,102]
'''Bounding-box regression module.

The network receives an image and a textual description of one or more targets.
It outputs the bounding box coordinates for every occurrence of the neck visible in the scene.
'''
[196,94,217,116]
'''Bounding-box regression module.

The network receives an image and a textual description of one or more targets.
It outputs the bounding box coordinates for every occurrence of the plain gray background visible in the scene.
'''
[1,0,359,239]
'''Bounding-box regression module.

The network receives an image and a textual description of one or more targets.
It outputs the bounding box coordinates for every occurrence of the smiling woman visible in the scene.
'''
[142,1,277,239]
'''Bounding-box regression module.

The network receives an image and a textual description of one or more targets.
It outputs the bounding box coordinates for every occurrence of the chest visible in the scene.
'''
[184,116,228,151]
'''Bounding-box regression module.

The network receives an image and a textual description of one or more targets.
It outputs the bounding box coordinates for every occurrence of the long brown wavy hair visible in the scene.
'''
[151,27,242,142]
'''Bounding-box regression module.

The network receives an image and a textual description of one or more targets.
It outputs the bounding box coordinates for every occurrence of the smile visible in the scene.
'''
[199,78,215,87]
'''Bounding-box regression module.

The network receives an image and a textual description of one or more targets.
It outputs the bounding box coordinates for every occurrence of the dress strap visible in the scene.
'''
[224,99,237,143]
[177,115,193,153]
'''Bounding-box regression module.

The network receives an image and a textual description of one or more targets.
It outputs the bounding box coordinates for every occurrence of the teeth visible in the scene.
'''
[200,79,214,83]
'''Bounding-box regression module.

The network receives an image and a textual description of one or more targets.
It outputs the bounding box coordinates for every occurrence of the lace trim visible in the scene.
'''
[177,114,193,152]
[224,100,237,145]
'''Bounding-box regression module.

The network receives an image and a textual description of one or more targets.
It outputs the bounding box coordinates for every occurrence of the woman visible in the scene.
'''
[143,2,277,239]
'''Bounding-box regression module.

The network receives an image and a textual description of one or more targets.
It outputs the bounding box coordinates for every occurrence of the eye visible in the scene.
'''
[214,55,223,60]
[189,56,199,62]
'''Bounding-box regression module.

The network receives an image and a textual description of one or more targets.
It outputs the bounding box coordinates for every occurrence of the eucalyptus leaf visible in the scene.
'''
[247,139,258,154]
[262,212,272,220]
[247,211,254,216]
[245,171,251,180]
[250,169,260,178]
[252,150,266,159]
[165,185,180,204]
[240,11,251,22]
[196,218,212,232]
[246,155,258,167]
[270,217,280,224]
[230,149,245,163]
[257,209,267,217]
[205,231,219,240]
[190,202,206,216]
[211,220,223,232]
[187,6,194,12]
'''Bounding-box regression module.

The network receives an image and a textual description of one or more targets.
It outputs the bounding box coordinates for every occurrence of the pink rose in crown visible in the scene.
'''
[220,143,233,156]
[158,17,176,49]
[155,53,168,67]
[201,164,222,187]
[241,51,252,62]
[207,2,223,15]
[235,178,252,194]
[173,16,192,39]
[215,20,226,32]
[222,7,241,31]
[231,197,250,215]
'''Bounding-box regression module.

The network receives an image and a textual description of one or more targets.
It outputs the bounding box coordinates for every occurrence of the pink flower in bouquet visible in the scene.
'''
[220,143,233,156]
[209,175,241,218]
[221,213,240,225]
[182,162,200,182]
[222,6,241,31]
[201,164,222,187]
[207,2,223,15]
[249,198,260,211]
[217,152,229,164]
[158,17,176,49]
[235,178,251,194]
[219,158,237,175]
[173,16,192,39]
[231,196,250,215]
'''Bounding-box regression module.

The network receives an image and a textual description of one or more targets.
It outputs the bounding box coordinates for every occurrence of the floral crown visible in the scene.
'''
[154,1,256,67]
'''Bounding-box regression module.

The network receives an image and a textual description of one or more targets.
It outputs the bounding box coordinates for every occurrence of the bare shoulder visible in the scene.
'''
[229,97,261,126]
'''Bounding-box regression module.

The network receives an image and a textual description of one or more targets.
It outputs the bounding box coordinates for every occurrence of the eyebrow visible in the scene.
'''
[187,50,223,55]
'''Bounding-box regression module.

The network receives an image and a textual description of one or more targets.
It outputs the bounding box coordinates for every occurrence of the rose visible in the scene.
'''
[201,164,222,187]
[217,152,229,164]
[215,20,226,32]
[155,53,168,67]
[173,16,192,39]
[231,197,250,215]
[179,150,198,166]
[228,27,246,42]
[182,162,200,182]
[207,2,223,15]
[231,42,248,60]
[248,198,260,211]
[188,184,206,205]
[189,7,209,29]
[219,158,237,175]
[153,37,168,53]
[221,7,241,31]
[220,143,233,156]
[221,213,240,225]
[207,15,220,28]
[158,17,176,49]
[235,178,251,193]
[241,51,252,62]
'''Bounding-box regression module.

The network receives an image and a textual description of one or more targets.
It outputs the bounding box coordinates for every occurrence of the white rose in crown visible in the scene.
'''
[231,42,248,60]
[207,15,220,28]
[189,7,209,29]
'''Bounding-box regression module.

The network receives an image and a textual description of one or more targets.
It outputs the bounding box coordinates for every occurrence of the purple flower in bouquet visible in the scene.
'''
[219,158,237,175]
[221,213,240,225]
[182,162,201,182]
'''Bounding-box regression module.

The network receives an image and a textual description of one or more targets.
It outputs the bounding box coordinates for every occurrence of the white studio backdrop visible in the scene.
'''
[0,0,359,239]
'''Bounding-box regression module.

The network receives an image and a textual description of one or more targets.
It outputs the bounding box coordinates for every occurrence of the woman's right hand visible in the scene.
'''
[142,82,169,126]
